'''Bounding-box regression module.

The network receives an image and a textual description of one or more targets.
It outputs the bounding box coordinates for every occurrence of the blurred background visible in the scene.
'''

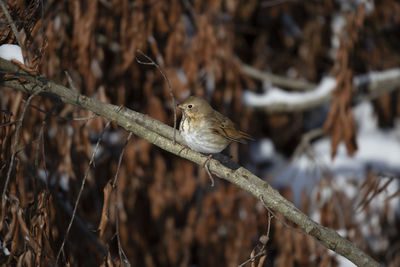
[0,0,400,266]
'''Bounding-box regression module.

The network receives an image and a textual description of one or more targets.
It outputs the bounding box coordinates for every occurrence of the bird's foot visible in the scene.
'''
[203,154,214,187]
[178,145,189,155]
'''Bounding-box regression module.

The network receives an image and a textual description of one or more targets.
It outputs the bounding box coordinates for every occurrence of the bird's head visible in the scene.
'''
[177,96,212,118]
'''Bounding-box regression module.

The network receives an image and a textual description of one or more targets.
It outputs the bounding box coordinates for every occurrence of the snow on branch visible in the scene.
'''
[243,68,400,113]
[243,77,336,112]
[0,44,24,64]
[354,68,400,100]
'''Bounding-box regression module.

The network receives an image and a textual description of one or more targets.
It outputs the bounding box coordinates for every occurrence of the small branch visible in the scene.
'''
[261,197,306,236]
[112,132,132,187]
[33,102,59,202]
[55,194,108,257]
[136,49,177,143]
[65,70,79,91]
[241,63,316,91]
[113,133,132,264]
[238,213,272,267]
[55,122,111,264]
[291,128,324,160]
[0,0,23,48]
[238,250,266,267]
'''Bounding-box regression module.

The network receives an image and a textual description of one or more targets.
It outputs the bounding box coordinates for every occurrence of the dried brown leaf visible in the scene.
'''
[98,181,113,239]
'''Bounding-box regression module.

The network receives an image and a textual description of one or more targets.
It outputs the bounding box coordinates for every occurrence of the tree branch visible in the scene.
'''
[0,58,380,267]
[241,63,317,91]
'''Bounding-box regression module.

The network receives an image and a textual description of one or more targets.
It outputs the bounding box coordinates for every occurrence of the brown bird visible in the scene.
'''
[177,96,253,154]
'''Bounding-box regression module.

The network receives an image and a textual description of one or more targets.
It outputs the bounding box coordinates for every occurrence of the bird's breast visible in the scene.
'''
[179,116,230,154]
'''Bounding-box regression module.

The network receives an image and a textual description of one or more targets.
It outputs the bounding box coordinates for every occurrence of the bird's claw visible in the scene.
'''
[203,154,214,187]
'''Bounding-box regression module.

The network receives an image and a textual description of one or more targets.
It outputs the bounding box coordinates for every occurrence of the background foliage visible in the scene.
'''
[1,0,399,266]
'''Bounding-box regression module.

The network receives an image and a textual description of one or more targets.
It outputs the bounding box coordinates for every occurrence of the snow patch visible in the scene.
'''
[0,44,24,64]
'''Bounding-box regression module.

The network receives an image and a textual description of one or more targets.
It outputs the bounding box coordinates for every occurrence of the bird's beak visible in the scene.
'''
[177,103,183,110]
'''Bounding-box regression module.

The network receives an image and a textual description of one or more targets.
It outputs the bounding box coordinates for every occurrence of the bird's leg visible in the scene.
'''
[203,154,214,187]
[178,145,189,155]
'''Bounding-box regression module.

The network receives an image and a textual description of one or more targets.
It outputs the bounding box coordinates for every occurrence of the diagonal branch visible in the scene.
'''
[241,63,317,91]
[0,57,380,267]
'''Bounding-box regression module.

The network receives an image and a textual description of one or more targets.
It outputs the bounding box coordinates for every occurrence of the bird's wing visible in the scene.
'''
[210,111,253,144]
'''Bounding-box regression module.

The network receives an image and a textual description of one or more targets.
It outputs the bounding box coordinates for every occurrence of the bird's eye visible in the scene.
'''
[188,104,193,109]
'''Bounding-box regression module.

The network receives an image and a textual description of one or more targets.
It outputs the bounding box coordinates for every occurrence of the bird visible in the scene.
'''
[177,96,253,186]
[177,96,253,154]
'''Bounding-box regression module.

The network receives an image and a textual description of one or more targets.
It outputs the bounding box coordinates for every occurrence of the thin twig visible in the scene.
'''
[238,251,267,267]
[56,121,111,264]
[1,88,41,212]
[36,123,48,190]
[55,193,108,257]
[241,63,316,91]
[261,196,306,236]
[357,177,394,212]
[203,155,215,187]
[136,49,177,143]
[34,103,59,197]
[238,212,272,267]
[112,133,132,264]
[65,70,79,91]
[291,128,324,160]
[112,132,132,187]
[115,196,130,265]
[266,211,272,240]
